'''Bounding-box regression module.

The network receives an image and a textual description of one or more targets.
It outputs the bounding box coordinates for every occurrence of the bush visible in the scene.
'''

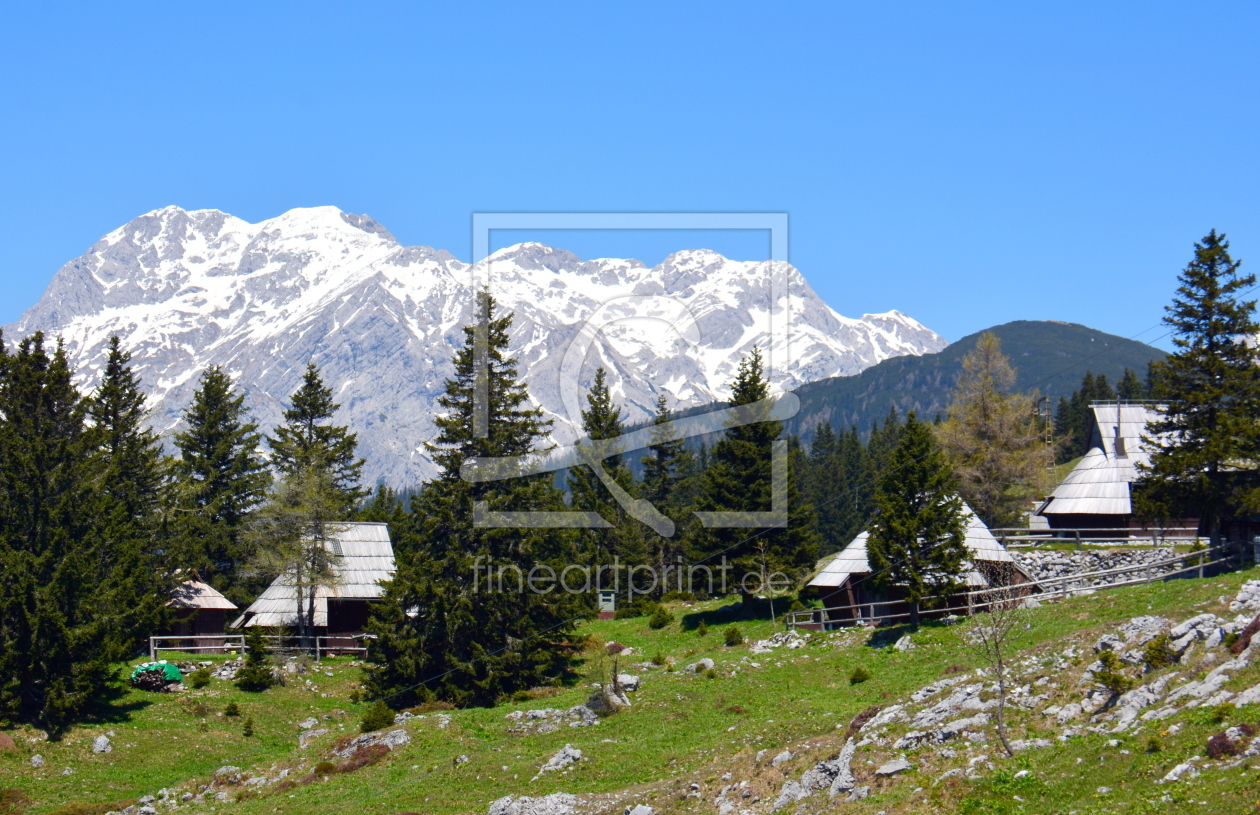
[186,668,211,689]
[1142,634,1177,670]
[697,621,709,637]
[312,761,337,775]
[349,688,362,705]
[648,606,674,630]
[1092,650,1136,696]
[1145,735,1162,753]
[241,717,254,737]
[1224,631,1241,650]
[651,649,667,666]
[788,599,805,613]
[223,701,240,717]
[849,666,872,685]
[360,700,395,733]
[234,628,274,692]
[723,626,744,647]
[662,590,696,602]
[704,668,718,679]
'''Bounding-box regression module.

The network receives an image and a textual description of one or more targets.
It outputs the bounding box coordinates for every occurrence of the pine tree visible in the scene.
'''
[690,348,819,598]
[364,291,585,707]
[935,333,1050,528]
[0,333,158,729]
[172,366,270,604]
[866,413,968,628]
[84,336,169,672]
[267,364,368,512]
[1117,367,1146,400]
[1135,230,1260,545]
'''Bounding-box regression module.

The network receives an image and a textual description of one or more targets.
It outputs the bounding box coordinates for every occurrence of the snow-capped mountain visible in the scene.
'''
[5,206,947,485]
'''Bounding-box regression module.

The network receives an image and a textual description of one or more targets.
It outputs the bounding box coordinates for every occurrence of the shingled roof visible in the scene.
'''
[232,522,395,629]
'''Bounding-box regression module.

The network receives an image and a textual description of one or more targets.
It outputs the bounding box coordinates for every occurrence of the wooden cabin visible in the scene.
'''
[231,521,395,650]
[803,503,1033,629]
[1035,402,1197,536]
[164,576,238,651]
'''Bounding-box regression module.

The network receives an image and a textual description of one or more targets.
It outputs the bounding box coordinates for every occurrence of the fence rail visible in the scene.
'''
[787,543,1241,631]
[989,526,1204,551]
[148,633,372,661]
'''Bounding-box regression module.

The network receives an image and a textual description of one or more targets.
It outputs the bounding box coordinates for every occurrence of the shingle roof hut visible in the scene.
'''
[805,502,1031,626]
[163,576,238,641]
[231,521,395,634]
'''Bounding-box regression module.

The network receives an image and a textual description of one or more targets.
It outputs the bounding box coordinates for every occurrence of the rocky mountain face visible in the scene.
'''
[5,205,947,485]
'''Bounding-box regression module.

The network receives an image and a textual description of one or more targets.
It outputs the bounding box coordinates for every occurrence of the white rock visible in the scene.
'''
[91,735,112,754]
[537,744,583,776]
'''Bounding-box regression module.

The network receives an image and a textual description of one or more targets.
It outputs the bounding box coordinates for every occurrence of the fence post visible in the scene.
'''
[1074,529,1081,552]
[149,637,156,660]
[1199,551,1205,580]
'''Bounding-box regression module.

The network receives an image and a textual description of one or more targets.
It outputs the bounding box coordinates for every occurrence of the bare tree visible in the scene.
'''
[963,564,1032,757]
[249,468,347,651]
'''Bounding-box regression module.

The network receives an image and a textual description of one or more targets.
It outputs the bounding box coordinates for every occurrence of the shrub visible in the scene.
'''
[662,590,696,602]
[409,700,456,714]
[312,761,337,776]
[1205,725,1254,760]
[511,690,533,702]
[1142,634,1177,670]
[1224,631,1241,650]
[234,628,274,692]
[849,666,872,685]
[844,705,882,741]
[651,649,667,666]
[1092,650,1135,695]
[1145,735,1162,753]
[704,669,718,679]
[0,788,30,815]
[223,701,240,717]
[241,717,254,737]
[723,626,744,647]
[186,668,211,689]
[337,743,389,774]
[697,621,709,638]
[349,688,362,705]
[360,700,395,733]
[788,599,805,613]
[665,663,676,673]
[648,606,674,630]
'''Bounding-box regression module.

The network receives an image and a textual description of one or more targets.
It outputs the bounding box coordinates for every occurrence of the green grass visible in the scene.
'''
[2,568,1258,815]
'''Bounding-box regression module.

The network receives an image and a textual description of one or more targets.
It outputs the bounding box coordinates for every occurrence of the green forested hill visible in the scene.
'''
[783,320,1166,439]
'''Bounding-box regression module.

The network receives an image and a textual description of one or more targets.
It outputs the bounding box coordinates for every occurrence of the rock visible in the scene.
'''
[298,728,328,749]
[1095,633,1124,652]
[586,686,631,714]
[298,717,319,730]
[934,768,962,785]
[822,738,859,795]
[1097,786,1112,794]
[380,729,411,749]
[537,744,583,776]
[685,658,715,673]
[1234,681,1260,707]
[456,754,470,764]
[875,758,912,776]
[771,780,806,811]
[615,674,640,692]
[1161,759,1201,783]
[1019,598,1041,609]
[893,635,914,651]
[92,735,112,754]
[845,786,871,801]
[1171,614,1217,640]
[331,728,410,758]
[214,765,242,779]
[771,749,794,767]
[489,793,579,815]
[624,807,654,815]
[1055,703,1082,725]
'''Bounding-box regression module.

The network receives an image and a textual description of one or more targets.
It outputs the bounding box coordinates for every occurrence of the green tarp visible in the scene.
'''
[130,662,183,682]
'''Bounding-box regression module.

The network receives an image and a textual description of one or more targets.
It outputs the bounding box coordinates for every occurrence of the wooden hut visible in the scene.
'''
[1035,402,1197,535]
[164,576,238,651]
[231,522,395,648]
[804,503,1032,628]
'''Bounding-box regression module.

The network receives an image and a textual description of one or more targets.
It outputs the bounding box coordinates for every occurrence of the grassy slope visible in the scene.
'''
[4,567,1259,815]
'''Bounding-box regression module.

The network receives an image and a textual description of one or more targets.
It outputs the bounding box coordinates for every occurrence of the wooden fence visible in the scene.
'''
[787,542,1242,631]
[148,633,372,661]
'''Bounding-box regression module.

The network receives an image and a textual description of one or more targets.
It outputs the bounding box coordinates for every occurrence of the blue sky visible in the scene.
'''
[1,2,1257,350]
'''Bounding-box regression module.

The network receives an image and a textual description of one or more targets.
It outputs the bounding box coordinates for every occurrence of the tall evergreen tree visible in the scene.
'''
[365,292,585,707]
[1135,230,1260,545]
[866,413,968,628]
[690,348,819,597]
[935,333,1050,528]
[639,394,695,586]
[0,333,162,729]
[171,366,270,604]
[1117,367,1146,400]
[267,363,368,512]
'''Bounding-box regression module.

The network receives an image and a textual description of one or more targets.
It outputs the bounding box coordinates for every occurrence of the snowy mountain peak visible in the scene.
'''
[7,206,948,486]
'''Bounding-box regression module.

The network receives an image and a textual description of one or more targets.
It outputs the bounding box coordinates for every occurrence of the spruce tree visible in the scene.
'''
[267,363,367,512]
[0,333,156,729]
[172,366,270,603]
[1135,230,1260,545]
[364,291,585,707]
[690,348,819,598]
[1117,367,1145,400]
[866,413,967,628]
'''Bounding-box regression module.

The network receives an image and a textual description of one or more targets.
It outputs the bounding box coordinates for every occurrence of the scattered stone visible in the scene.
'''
[875,758,912,776]
[331,728,410,758]
[1161,758,1201,783]
[845,786,870,801]
[536,744,583,777]
[298,728,328,749]
[685,658,715,673]
[771,749,794,767]
[298,717,319,730]
[615,674,640,692]
[92,735,112,754]
[624,807,653,815]
[586,686,631,714]
[893,635,915,652]
[1097,786,1112,794]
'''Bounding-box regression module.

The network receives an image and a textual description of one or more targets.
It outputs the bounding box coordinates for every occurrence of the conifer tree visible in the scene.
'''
[866,413,967,628]
[690,348,819,598]
[1117,367,1145,400]
[0,333,158,729]
[267,363,367,512]
[172,366,270,603]
[1135,230,1260,545]
[936,333,1050,528]
[364,291,585,707]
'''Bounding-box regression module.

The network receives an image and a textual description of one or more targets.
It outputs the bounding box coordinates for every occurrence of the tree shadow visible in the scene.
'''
[680,598,780,631]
